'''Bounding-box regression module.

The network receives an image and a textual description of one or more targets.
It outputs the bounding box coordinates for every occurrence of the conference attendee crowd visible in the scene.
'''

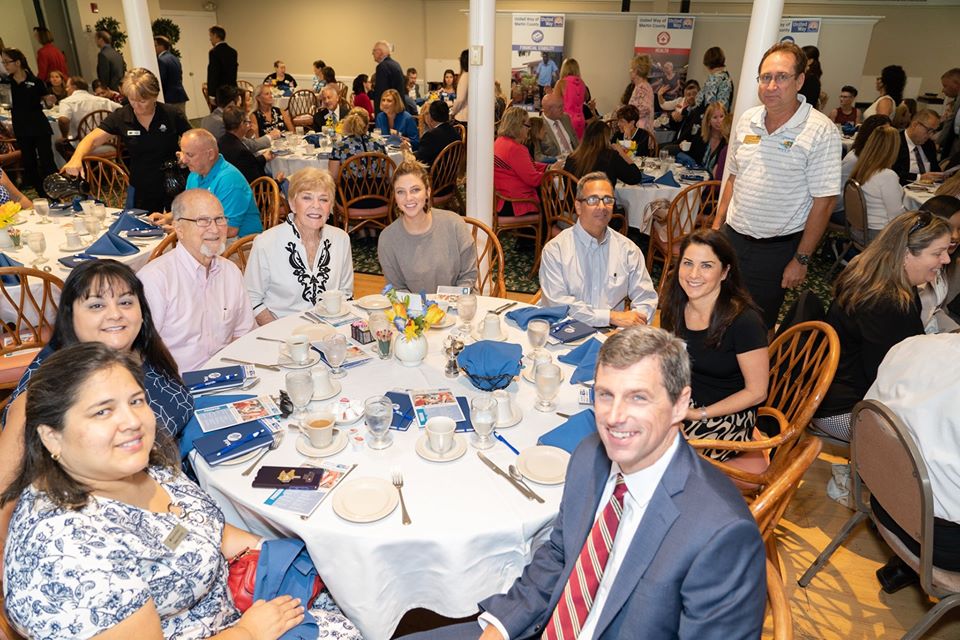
[0,21,959,639]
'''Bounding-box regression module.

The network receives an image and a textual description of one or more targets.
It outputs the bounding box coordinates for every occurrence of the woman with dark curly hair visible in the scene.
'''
[864,64,907,119]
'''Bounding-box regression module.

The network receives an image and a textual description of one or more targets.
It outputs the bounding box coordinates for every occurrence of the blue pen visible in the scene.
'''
[214,428,267,458]
[192,372,240,391]
[494,430,520,455]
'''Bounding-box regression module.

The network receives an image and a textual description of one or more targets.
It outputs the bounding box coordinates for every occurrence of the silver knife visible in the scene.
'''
[220,357,281,372]
[492,301,517,315]
[478,452,536,500]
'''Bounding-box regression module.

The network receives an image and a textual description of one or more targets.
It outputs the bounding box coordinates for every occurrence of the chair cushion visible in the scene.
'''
[725,450,769,492]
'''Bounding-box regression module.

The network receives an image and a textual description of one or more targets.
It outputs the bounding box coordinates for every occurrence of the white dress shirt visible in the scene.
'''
[539,221,658,326]
[56,89,120,138]
[481,435,681,640]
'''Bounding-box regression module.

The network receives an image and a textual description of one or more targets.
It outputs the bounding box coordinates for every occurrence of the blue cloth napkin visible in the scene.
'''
[86,232,139,256]
[538,408,596,454]
[126,228,165,238]
[113,207,149,217]
[842,122,857,136]
[58,253,96,269]
[0,253,23,285]
[676,152,703,170]
[640,172,655,184]
[254,539,320,640]
[458,341,522,389]
[69,196,105,212]
[505,305,569,330]
[179,394,254,461]
[304,133,321,147]
[654,172,681,188]
[108,210,160,234]
[558,337,603,384]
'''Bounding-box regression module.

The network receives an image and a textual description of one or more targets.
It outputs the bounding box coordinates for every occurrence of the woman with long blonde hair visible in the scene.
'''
[850,124,903,239]
[554,57,587,140]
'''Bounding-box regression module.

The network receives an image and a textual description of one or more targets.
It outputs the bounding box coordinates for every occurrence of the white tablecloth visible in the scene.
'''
[193,299,589,640]
[615,159,710,233]
[903,184,937,210]
[0,110,65,168]
[267,143,404,180]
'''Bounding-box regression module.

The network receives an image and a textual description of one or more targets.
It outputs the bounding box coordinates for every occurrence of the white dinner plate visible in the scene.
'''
[295,431,348,458]
[517,446,570,485]
[355,294,391,311]
[292,324,336,342]
[313,307,351,319]
[277,352,321,369]
[216,447,264,467]
[415,433,467,462]
[332,477,399,523]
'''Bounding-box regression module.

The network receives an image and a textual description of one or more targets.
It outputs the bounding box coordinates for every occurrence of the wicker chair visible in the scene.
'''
[76,109,121,161]
[463,217,505,298]
[148,232,179,262]
[0,268,64,390]
[539,168,579,233]
[81,155,130,209]
[287,89,318,130]
[429,140,465,213]
[222,234,257,272]
[493,191,542,278]
[646,179,720,292]
[334,152,397,235]
[250,175,282,229]
[766,558,795,640]
[237,80,255,95]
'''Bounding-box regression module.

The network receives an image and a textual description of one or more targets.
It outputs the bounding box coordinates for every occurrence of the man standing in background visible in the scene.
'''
[536,52,558,98]
[206,25,237,108]
[95,30,125,92]
[371,40,404,113]
[937,68,960,164]
[154,36,188,116]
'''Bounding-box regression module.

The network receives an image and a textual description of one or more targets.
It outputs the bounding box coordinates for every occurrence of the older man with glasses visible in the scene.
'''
[539,172,657,328]
[713,41,841,330]
[893,108,944,185]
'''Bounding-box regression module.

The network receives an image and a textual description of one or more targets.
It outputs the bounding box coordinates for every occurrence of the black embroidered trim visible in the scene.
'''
[284,236,332,305]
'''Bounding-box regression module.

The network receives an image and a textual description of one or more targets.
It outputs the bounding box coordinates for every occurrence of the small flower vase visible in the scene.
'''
[394,334,428,367]
[0,228,13,249]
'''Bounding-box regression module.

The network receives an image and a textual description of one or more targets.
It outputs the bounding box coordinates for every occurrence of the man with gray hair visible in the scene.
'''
[893,108,944,185]
[371,40,405,112]
[403,325,766,640]
[312,84,349,130]
[539,172,657,327]
[138,189,256,372]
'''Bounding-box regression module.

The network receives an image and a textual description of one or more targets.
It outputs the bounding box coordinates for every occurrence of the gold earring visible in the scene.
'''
[51,451,61,462]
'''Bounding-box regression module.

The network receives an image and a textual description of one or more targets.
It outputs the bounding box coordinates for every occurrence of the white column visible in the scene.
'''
[466,0,495,229]
[121,0,165,102]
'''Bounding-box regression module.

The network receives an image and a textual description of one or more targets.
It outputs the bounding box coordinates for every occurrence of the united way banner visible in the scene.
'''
[511,14,566,93]
[778,18,822,47]
[634,16,696,103]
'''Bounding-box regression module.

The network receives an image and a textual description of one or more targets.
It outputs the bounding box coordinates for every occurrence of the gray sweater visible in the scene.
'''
[377,209,477,294]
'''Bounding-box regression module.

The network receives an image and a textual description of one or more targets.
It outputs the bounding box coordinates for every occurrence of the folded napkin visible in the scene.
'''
[304,133,322,147]
[458,341,522,391]
[385,134,403,147]
[537,408,596,454]
[505,304,569,330]
[0,253,23,285]
[841,122,857,136]
[558,337,603,384]
[58,253,96,269]
[126,228,165,238]
[179,394,252,463]
[654,172,681,188]
[86,232,139,256]
[108,210,160,234]
[640,172,655,184]
[69,196,106,212]
[676,152,703,170]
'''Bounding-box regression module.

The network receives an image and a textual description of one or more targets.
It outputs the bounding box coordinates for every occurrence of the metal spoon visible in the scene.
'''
[242,429,284,477]
[509,464,545,503]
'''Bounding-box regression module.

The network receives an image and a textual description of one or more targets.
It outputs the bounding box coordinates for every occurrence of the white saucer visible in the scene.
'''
[332,477,399,523]
[295,431,347,458]
[355,294,391,311]
[312,380,342,401]
[415,433,467,462]
[292,324,336,342]
[517,446,570,485]
[217,447,264,467]
[277,352,321,369]
[521,366,565,384]
[496,405,523,429]
[429,314,456,329]
[59,243,89,252]
[313,306,351,319]
[471,326,508,342]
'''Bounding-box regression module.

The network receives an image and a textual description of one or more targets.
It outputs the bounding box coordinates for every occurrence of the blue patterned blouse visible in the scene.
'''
[0,169,10,205]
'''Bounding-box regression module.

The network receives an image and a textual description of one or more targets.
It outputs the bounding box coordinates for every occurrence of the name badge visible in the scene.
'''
[163,523,189,551]
[743,134,761,145]
[126,130,141,136]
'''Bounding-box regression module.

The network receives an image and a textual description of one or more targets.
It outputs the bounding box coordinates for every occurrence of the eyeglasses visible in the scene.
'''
[578,195,616,207]
[756,73,796,86]
[908,211,933,236]
[916,122,937,134]
[1,59,14,66]
[179,216,227,228]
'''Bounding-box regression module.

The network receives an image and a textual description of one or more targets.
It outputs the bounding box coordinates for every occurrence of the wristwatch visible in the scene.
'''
[794,252,811,266]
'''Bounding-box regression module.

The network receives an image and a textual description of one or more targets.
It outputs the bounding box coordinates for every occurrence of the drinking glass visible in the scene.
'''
[470,396,497,450]
[323,334,348,379]
[457,293,478,339]
[26,232,47,267]
[285,371,314,421]
[527,319,550,359]
[93,203,107,222]
[659,149,670,166]
[534,363,562,412]
[32,198,49,224]
[364,395,393,449]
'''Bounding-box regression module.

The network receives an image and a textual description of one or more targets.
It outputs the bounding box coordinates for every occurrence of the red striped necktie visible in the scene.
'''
[543,474,629,640]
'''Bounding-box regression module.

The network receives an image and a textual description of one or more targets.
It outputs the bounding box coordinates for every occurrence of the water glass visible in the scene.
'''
[323,334,348,378]
[534,363,562,412]
[527,319,550,358]
[285,371,314,421]
[26,232,47,266]
[32,198,49,224]
[470,396,497,450]
[364,395,393,449]
[457,293,478,339]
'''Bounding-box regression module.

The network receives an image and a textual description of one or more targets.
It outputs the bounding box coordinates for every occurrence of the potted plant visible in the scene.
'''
[151,18,182,58]
[94,17,127,53]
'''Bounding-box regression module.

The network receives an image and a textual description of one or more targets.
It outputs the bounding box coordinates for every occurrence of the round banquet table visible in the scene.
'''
[267,139,404,180]
[0,109,64,168]
[192,298,591,640]
[903,183,937,210]
[615,158,711,233]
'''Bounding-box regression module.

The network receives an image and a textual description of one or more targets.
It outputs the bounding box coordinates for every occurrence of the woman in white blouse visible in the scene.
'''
[449,49,469,125]
[245,167,354,324]
[849,124,904,241]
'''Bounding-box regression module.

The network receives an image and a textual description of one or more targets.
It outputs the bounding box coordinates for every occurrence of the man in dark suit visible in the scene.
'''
[95,30,125,92]
[532,92,579,163]
[206,25,238,108]
[219,105,280,184]
[416,100,460,167]
[154,36,188,115]
[312,85,350,131]
[403,326,767,640]
[371,40,405,113]
[893,109,943,185]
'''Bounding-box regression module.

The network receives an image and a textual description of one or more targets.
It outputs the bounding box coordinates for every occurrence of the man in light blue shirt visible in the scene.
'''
[180,128,262,237]
[536,52,558,94]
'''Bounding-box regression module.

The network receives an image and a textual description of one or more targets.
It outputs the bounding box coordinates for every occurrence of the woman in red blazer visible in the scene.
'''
[494,106,548,216]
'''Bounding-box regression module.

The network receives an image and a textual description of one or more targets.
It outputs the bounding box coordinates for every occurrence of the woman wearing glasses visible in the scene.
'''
[813,211,952,441]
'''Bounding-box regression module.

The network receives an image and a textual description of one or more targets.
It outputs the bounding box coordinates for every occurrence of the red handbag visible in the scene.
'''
[227,547,325,613]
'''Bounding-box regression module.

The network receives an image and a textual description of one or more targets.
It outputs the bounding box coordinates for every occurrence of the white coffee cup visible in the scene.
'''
[531,352,553,377]
[73,218,88,235]
[300,409,336,448]
[679,140,692,152]
[319,290,343,316]
[79,199,95,216]
[425,416,456,454]
[481,313,502,339]
[65,231,83,249]
[284,334,310,364]
[492,389,515,424]
[312,367,334,396]
[84,215,100,235]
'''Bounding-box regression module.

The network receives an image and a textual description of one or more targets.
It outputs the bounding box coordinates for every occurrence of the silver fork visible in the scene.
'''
[392,471,412,525]
[242,430,284,477]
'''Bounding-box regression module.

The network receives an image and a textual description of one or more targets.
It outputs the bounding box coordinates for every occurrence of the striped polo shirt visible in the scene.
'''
[726,96,841,238]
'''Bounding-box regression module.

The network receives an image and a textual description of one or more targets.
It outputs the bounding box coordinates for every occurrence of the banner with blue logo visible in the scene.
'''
[634,16,696,104]
[778,18,822,47]
[511,13,566,103]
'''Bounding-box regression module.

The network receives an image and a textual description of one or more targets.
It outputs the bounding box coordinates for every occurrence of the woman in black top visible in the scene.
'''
[660,230,769,461]
[62,68,191,212]
[799,45,822,109]
[814,210,953,441]
[609,105,652,158]
[1,49,57,197]
[564,120,643,187]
